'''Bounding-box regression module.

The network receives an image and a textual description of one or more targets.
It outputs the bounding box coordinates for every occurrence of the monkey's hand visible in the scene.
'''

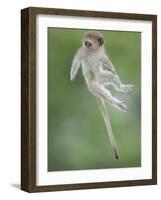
[70,73,76,81]
[103,65,116,75]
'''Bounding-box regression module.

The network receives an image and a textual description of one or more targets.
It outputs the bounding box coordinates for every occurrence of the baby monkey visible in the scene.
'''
[70,31,134,159]
[71,31,134,112]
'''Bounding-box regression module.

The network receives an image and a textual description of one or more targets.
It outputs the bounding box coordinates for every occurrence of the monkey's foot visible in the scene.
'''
[120,84,135,93]
[112,101,128,112]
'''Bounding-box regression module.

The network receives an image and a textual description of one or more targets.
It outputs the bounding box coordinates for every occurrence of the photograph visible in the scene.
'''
[21,7,157,192]
[48,28,141,171]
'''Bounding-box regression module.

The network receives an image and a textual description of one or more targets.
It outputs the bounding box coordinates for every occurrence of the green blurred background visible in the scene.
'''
[48,28,141,171]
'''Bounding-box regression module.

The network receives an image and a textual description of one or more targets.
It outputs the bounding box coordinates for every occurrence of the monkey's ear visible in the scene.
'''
[83,31,88,38]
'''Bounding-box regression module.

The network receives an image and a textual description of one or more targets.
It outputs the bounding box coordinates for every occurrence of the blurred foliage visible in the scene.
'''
[48,28,141,171]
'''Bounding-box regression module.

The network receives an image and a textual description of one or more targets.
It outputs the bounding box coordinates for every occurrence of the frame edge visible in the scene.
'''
[21,7,30,192]
[21,7,37,192]
[23,6,157,20]
[152,15,157,185]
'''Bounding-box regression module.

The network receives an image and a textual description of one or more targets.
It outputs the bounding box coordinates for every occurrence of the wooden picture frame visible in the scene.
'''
[21,7,157,192]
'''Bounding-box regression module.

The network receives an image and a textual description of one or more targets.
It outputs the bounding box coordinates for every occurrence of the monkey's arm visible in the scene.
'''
[70,48,83,81]
[100,54,117,75]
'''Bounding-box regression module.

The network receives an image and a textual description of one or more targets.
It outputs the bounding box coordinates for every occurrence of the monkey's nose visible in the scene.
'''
[85,41,92,47]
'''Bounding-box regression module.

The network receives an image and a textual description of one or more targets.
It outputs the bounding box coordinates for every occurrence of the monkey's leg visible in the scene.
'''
[96,95,119,159]
[99,71,134,93]
[89,81,127,112]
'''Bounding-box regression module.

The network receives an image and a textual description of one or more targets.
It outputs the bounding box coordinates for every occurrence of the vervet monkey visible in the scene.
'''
[70,31,134,159]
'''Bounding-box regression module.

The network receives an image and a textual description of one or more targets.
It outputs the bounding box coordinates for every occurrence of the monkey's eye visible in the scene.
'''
[98,37,104,46]
[85,41,92,47]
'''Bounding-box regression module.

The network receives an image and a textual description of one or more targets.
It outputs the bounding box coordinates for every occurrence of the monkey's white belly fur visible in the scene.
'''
[82,55,102,85]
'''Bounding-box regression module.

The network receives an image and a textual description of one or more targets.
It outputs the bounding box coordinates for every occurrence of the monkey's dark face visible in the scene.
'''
[83,31,104,51]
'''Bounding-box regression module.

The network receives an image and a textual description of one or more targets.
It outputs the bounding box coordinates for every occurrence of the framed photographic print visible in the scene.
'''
[21,7,157,192]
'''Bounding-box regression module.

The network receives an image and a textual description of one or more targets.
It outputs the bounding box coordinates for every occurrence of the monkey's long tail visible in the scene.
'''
[96,95,119,159]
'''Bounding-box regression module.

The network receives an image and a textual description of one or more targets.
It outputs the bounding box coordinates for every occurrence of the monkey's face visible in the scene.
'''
[83,31,104,51]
